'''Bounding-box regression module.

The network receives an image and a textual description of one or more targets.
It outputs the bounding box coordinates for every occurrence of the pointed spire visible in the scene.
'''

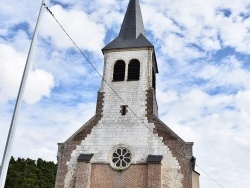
[119,0,145,39]
[103,0,153,51]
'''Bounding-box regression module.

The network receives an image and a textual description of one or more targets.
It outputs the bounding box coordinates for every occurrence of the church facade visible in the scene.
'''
[55,0,200,187]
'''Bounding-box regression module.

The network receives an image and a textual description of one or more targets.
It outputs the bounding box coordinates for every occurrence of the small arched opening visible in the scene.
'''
[113,60,125,81]
[127,59,140,81]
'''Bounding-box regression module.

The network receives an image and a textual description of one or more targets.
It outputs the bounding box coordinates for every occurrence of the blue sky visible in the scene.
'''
[0,0,250,187]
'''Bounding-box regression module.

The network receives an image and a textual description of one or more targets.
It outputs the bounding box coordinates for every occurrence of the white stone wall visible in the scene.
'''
[101,48,153,118]
[64,48,183,188]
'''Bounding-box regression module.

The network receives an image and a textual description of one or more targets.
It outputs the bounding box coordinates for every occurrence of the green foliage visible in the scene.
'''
[5,156,57,188]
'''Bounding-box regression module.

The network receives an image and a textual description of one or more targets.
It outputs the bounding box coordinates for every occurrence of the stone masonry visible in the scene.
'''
[55,47,194,188]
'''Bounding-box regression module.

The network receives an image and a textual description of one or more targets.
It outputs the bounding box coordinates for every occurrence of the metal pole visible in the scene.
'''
[0,0,45,187]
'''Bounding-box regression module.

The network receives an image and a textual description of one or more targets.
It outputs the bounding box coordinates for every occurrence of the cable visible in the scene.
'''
[43,4,126,105]
[42,3,160,142]
[195,164,225,188]
[43,4,226,188]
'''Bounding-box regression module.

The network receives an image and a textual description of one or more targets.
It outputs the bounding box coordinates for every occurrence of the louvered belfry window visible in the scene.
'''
[127,59,140,81]
[113,60,125,81]
[152,69,156,89]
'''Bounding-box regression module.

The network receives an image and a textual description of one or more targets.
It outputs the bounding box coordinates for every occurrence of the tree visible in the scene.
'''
[5,157,57,188]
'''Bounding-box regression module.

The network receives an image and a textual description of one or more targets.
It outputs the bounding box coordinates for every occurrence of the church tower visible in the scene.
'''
[55,0,200,188]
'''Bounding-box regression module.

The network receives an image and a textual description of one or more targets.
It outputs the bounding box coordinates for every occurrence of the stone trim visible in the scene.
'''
[147,155,163,164]
[146,89,193,188]
[75,162,92,188]
[147,163,162,188]
[55,92,105,188]
[77,154,94,162]
[73,92,104,141]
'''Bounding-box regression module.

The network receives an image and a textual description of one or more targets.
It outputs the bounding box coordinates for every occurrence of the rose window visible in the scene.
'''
[111,147,131,170]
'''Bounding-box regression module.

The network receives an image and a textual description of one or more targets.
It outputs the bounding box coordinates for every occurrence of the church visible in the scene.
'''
[55,0,200,187]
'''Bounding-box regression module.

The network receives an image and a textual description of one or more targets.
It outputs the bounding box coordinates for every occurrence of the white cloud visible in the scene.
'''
[0,44,26,103]
[40,5,105,53]
[157,85,250,187]
[1,0,250,187]
[24,69,54,104]
[197,56,250,90]
[236,90,250,117]
[142,0,250,63]
[216,16,250,52]
[0,0,40,26]
[0,44,55,104]
[10,101,96,161]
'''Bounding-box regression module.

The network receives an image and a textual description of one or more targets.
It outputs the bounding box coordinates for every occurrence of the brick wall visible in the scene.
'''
[90,164,148,188]
[148,164,161,188]
[75,162,91,188]
[74,163,163,188]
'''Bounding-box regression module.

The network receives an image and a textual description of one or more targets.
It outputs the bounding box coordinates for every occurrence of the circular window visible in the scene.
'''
[111,147,131,170]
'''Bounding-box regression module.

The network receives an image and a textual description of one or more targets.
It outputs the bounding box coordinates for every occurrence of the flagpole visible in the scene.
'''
[0,0,45,187]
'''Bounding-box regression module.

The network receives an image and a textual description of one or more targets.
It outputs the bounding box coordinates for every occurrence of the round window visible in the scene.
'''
[111,147,132,170]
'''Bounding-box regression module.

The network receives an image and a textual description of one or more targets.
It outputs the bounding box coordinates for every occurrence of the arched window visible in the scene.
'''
[152,69,156,89]
[127,59,140,81]
[113,60,125,81]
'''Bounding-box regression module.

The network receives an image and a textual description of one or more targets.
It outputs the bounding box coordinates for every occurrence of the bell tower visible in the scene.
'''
[101,0,159,118]
[55,0,200,188]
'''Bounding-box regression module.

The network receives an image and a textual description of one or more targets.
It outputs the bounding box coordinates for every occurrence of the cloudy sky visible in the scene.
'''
[0,0,250,187]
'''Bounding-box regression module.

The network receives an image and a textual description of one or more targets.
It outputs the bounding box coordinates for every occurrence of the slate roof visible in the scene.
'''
[102,0,154,51]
